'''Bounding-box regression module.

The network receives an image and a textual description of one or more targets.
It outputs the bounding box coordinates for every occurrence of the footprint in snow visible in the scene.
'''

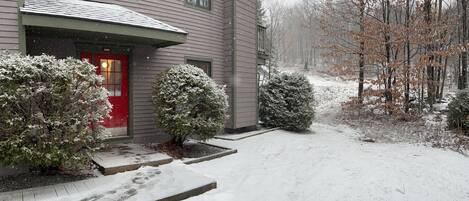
[395,188,405,195]
[79,169,160,201]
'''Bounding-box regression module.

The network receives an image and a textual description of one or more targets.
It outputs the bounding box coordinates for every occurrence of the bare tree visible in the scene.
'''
[460,0,468,89]
[266,0,461,116]
[320,0,372,102]
[266,1,286,77]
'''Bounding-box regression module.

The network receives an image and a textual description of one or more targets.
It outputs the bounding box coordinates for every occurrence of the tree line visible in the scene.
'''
[262,0,469,116]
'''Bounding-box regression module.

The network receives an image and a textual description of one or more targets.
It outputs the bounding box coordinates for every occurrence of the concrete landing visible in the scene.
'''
[92,143,173,175]
[0,163,216,201]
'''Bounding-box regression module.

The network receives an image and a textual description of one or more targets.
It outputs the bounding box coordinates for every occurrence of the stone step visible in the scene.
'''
[92,143,173,175]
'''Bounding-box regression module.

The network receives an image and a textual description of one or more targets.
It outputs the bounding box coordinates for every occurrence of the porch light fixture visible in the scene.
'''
[101,61,108,69]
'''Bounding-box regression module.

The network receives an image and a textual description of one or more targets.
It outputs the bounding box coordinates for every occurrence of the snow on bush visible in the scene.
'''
[0,52,111,170]
[257,65,280,87]
[152,64,228,146]
[448,90,469,134]
[259,72,315,131]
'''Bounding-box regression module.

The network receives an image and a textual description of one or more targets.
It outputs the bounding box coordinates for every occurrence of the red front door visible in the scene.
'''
[81,52,129,133]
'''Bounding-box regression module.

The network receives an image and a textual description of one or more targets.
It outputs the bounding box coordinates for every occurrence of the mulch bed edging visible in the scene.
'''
[149,141,237,165]
[182,142,237,165]
[158,181,217,201]
[214,128,279,141]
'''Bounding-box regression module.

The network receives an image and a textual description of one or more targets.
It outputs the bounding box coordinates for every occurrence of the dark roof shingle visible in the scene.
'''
[20,0,187,34]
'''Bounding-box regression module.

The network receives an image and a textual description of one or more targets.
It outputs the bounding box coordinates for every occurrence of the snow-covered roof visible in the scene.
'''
[20,0,187,34]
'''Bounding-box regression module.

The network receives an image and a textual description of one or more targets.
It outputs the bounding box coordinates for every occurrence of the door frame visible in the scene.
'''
[76,42,134,141]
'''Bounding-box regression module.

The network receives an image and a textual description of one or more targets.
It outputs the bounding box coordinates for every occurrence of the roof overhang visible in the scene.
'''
[21,13,187,47]
[20,0,188,47]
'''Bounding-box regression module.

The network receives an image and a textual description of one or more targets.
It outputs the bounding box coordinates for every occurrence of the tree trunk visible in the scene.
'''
[435,0,443,100]
[269,8,274,80]
[313,47,317,69]
[358,0,366,103]
[461,0,468,89]
[384,0,393,104]
[440,56,448,101]
[405,0,411,112]
[424,0,435,110]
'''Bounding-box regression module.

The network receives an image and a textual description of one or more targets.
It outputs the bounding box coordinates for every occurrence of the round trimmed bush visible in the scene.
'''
[448,90,469,134]
[260,72,315,131]
[0,52,111,170]
[152,64,228,146]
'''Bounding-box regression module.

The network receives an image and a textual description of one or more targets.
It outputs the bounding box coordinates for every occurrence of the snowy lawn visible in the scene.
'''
[185,72,469,201]
[186,125,469,201]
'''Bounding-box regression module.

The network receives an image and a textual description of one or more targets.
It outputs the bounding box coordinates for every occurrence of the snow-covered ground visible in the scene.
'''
[306,74,356,121]
[186,72,469,201]
[279,67,356,122]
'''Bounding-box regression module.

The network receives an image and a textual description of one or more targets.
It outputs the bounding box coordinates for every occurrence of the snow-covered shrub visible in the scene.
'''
[152,64,228,146]
[0,52,111,170]
[260,72,315,131]
[448,90,469,134]
[257,65,280,87]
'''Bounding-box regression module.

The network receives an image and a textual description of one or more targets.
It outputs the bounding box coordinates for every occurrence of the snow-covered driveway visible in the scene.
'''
[186,73,469,201]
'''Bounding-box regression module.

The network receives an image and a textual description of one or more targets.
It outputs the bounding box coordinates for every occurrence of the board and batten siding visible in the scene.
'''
[0,0,19,51]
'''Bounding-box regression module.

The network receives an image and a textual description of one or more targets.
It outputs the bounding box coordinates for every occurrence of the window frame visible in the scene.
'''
[184,0,212,11]
[185,57,213,77]
[99,58,123,97]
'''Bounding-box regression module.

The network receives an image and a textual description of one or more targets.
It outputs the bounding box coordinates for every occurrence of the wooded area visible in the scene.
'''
[261,0,469,116]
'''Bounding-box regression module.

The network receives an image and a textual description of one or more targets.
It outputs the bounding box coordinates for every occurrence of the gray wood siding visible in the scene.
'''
[0,0,19,51]
[26,36,76,58]
[234,0,257,128]
[95,0,226,81]
[6,0,259,142]
[223,0,235,128]
[94,0,235,140]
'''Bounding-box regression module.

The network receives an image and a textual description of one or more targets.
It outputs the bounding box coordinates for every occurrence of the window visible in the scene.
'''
[185,0,211,10]
[100,59,123,96]
[187,59,212,76]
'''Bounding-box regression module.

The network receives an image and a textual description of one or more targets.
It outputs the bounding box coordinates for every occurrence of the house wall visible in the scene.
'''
[95,0,258,132]
[94,0,232,141]
[1,0,259,143]
[95,0,226,83]
[0,0,19,51]
[25,36,171,142]
[26,36,75,58]
[0,2,21,176]
[223,0,235,129]
[233,0,258,128]
[223,0,258,130]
